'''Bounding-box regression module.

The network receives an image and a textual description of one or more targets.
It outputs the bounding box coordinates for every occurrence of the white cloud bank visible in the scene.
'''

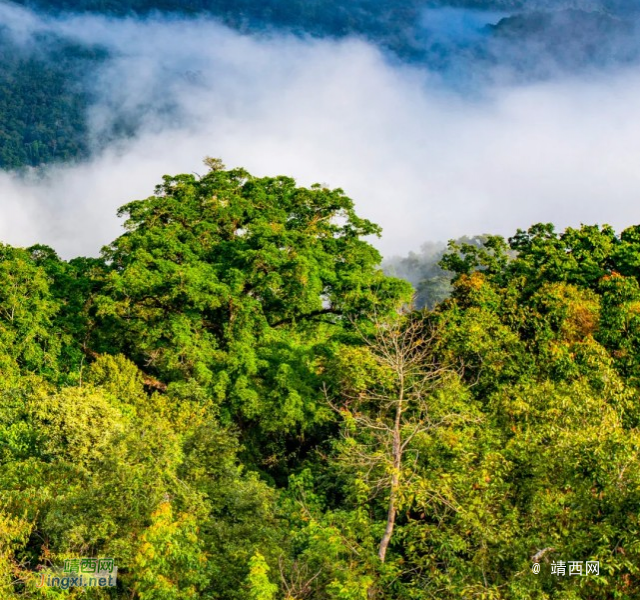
[0,4,640,258]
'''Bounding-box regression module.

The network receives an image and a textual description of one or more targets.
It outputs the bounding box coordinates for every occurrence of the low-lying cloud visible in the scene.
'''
[0,3,640,259]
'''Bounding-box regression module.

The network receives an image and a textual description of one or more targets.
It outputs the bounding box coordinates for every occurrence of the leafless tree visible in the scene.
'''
[327,316,465,563]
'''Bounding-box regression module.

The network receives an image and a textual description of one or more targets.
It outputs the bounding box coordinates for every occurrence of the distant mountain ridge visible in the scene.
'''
[486,8,639,73]
[430,0,637,14]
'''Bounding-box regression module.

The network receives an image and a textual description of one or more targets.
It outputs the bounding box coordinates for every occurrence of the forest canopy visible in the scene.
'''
[0,160,638,598]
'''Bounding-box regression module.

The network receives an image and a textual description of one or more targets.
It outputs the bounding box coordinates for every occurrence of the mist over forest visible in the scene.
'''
[0,0,639,258]
[2,2,640,598]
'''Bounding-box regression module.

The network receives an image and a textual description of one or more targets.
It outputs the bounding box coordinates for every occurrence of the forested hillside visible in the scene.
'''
[16,0,422,37]
[0,159,638,598]
[1,0,640,170]
[0,29,102,168]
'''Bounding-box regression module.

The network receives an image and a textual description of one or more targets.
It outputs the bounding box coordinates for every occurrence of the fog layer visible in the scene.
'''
[0,3,639,257]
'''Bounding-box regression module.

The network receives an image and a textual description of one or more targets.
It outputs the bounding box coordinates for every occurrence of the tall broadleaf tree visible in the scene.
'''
[91,158,411,466]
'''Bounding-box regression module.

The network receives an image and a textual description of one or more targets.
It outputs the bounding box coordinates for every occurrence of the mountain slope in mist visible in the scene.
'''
[2,0,640,263]
[2,0,640,170]
[433,0,638,13]
[11,0,425,55]
[0,27,103,168]
[489,9,639,72]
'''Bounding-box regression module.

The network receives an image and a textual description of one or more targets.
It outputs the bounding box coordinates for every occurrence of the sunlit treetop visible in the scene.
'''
[93,159,411,431]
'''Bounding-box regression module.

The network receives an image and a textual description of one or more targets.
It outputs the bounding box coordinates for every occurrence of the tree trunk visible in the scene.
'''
[378,392,403,562]
[378,468,399,562]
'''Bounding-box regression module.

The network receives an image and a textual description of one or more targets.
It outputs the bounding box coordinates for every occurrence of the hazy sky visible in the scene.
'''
[0,4,640,258]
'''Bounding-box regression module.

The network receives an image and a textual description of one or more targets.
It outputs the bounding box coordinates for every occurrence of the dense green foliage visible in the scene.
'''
[0,32,101,169]
[0,161,639,598]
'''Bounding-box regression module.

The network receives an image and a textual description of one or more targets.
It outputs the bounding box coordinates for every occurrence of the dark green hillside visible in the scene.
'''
[0,31,104,168]
[14,0,424,49]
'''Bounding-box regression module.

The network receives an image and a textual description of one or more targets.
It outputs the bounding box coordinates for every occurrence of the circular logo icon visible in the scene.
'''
[532,563,540,575]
